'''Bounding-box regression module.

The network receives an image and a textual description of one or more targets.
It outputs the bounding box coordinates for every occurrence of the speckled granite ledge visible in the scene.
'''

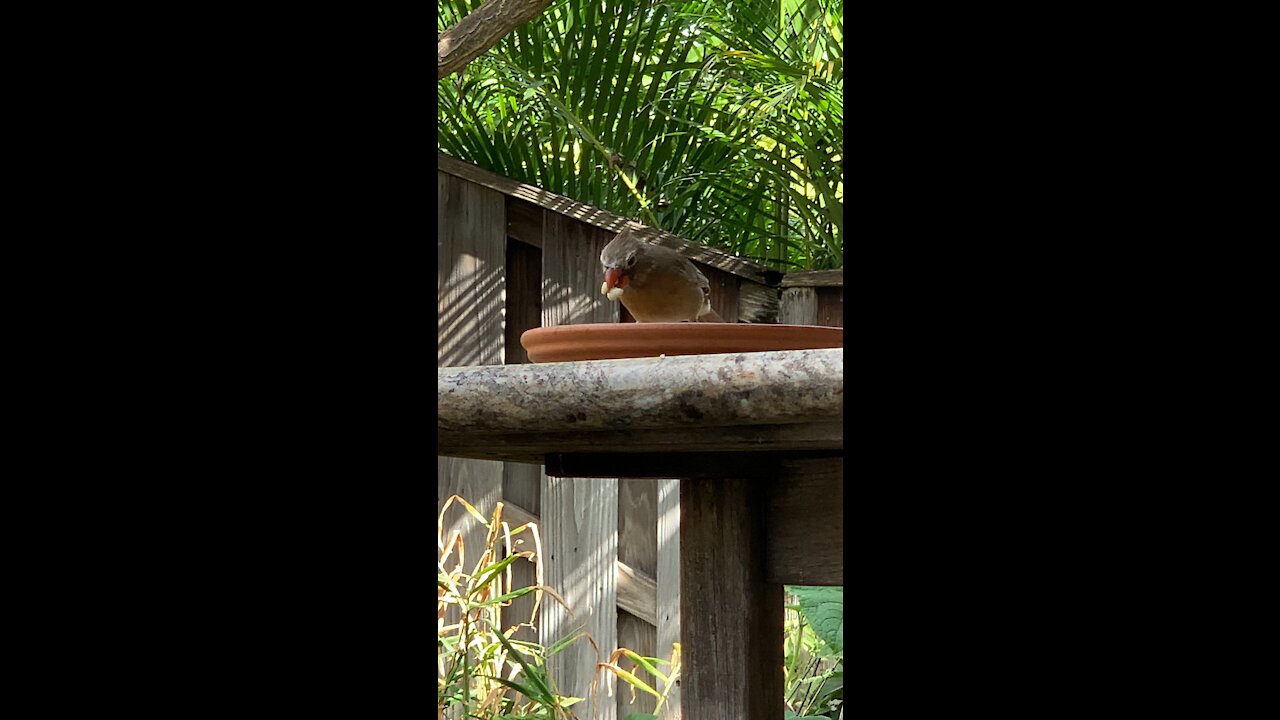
[439,348,841,434]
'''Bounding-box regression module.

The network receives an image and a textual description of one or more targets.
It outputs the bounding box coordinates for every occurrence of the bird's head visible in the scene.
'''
[600,227,644,299]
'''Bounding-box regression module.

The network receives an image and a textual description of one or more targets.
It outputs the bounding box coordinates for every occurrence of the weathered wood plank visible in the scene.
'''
[738,279,780,324]
[439,151,774,285]
[438,170,506,640]
[766,457,844,585]
[501,463,543,641]
[617,478,659,719]
[816,286,844,328]
[781,269,844,288]
[505,238,543,365]
[680,477,783,720]
[615,561,658,626]
[541,476,619,720]
[493,500,662,624]
[779,287,819,326]
[437,457,503,669]
[438,172,506,368]
[438,459,505,573]
[507,196,544,248]
[618,481,657,575]
[543,212,617,326]
[700,265,740,323]
[655,478,681,719]
[617,611,659,718]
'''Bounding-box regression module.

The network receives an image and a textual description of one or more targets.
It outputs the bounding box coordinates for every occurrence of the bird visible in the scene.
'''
[599,226,724,322]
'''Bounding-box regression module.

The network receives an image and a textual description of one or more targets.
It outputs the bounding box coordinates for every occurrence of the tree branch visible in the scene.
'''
[438,0,553,80]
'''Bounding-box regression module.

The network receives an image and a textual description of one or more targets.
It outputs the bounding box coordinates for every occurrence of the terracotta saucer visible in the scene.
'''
[520,323,843,363]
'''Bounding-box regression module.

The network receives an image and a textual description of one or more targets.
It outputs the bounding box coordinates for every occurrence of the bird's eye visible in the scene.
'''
[626,253,637,267]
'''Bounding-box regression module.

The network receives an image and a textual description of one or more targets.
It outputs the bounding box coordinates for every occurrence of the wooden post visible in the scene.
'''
[679,476,783,720]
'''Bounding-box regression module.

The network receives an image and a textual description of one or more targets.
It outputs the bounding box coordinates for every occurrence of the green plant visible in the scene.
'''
[784,585,843,719]
[599,642,681,720]
[438,495,580,719]
[438,0,843,271]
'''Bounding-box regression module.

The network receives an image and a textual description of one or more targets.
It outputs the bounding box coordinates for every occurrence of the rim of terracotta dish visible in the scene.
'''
[520,322,843,363]
[523,322,843,333]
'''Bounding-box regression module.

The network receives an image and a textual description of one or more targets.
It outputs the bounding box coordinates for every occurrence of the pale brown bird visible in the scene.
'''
[600,227,724,322]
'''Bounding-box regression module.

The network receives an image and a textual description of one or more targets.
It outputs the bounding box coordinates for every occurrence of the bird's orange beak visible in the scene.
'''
[604,267,630,291]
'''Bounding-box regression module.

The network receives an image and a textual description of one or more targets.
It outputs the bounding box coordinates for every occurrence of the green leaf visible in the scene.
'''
[788,585,843,654]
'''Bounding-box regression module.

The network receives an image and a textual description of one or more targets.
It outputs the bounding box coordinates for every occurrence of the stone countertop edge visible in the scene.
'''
[438,347,842,433]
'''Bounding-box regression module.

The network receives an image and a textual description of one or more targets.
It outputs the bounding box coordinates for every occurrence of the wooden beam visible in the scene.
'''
[616,559,658,626]
[439,151,775,285]
[680,476,783,720]
[546,452,844,585]
[781,268,844,288]
[766,457,843,585]
[443,422,844,465]
[546,450,843,479]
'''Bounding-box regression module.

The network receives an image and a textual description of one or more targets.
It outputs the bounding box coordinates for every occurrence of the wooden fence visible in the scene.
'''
[438,151,841,719]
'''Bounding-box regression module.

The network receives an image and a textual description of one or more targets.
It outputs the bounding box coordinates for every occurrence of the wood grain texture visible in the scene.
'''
[439,152,773,284]
[618,480,658,577]
[816,286,844,328]
[766,457,844,585]
[543,212,617,327]
[615,560,658,626]
[501,463,543,641]
[738,279,780,324]
[504,238,543,365]
[700,265,740,323]
[506,197,544,248]
[779,287,818,326]
[680,477,783,720]
[780,269,844,288]
[438,458,505,573]
[616,610,658,718]
[438,172,505,368]
[616,478,659,719]
[655,478,681,719]
[540,476,619,720]
[490,500,661,624]
[438,170,506,636]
